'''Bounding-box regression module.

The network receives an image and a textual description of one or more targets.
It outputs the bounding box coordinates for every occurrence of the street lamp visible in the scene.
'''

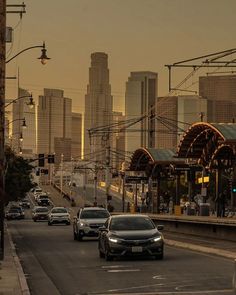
[5,117,27,129]
[6,42,50,64]
[4,94,34,109]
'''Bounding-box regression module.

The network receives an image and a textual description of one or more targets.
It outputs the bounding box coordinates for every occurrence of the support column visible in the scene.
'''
[0,0,6,261]
[175,172,180,205]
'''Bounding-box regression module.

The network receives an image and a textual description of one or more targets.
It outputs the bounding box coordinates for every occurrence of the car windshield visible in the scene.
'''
[80,210,109,219]
[10,207,21,211]
[51,208,67,213]
[39,195,49,199]
[36,208,48,213]
[110,216,155,231]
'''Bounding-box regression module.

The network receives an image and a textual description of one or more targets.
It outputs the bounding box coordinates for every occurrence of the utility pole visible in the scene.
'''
[60,154,64,197]
[94,164,98,206]
[0,0,6,261]
[105,145,110,207]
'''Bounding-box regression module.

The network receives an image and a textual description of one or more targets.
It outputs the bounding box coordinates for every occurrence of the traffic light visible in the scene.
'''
[232,180,236,193]
[48,154,55,164]
[38,154,45,167]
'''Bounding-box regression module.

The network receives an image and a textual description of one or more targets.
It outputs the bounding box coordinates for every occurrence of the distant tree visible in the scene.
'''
[4,146,34,203]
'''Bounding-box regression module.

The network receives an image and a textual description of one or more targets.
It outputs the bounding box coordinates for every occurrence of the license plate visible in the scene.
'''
[132,246,143,253]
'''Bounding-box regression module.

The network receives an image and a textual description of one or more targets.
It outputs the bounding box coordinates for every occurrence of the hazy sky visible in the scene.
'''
[6,0,236,114]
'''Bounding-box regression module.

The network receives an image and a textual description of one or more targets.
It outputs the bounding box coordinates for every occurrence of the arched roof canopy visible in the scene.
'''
[177,122,236,169]
[129,148,185,172]
[177,122,236,159]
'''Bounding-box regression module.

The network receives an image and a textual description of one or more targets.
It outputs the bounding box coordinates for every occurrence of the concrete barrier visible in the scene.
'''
[151,215,236,242]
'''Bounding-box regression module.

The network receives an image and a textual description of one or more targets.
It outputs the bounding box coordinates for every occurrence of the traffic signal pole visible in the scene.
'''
[0,0,6,261]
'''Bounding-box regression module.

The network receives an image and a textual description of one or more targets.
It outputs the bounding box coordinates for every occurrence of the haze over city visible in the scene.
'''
[6,0,236,114]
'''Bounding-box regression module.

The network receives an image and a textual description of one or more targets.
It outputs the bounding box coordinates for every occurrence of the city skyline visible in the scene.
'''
[5,0,236,116]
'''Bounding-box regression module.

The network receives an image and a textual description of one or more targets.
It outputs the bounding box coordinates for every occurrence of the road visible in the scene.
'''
[7,208,234,295]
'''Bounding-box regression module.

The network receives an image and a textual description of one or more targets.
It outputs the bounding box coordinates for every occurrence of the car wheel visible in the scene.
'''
[155,252,164,260]
[78,233,83,241]
[66,222,71,226]
[33,219,36,222]
[105,245,113,261]
[48,221,52,226]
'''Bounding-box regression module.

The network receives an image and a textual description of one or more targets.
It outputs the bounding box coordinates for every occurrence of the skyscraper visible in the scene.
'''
[12,88,36,156]
[84,52,113,163]
[199,75,236,123]
[125,71,157,153]
[37,88,72,164]
[155,95,207,149]
[71,112,82,159]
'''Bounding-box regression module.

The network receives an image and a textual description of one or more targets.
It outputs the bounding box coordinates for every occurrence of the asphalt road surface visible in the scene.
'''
[7,209,234,295]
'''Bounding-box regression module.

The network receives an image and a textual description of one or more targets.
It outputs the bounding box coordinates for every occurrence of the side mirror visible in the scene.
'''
[157,225,164,231]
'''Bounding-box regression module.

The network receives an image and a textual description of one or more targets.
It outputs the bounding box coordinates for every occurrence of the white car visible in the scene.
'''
[48,207,71,226]
[73,207,110,241]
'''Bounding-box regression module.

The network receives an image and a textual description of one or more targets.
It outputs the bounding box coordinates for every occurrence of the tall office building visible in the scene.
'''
[12,88,36,156]
[84,52,113,162]
[71,112,82,159]
[125,71,157,153]
[199,75,236,123]
[155,95,207,149]
[37,88,72,164]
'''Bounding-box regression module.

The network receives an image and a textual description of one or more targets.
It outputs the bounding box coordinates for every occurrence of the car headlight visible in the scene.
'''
[152,236,163,243]
[79,222,89,227]
[108,237,118,243]
[108,237,123,244]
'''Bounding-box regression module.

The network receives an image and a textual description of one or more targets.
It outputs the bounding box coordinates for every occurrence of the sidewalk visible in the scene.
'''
[0,226,30,295]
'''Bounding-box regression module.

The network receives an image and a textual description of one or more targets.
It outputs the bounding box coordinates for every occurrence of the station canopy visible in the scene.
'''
[177,123,236,158]
[129,148,185,172]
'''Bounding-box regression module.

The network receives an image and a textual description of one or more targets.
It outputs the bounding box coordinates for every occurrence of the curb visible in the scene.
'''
[165,238,236,260]
[6,226,31,295]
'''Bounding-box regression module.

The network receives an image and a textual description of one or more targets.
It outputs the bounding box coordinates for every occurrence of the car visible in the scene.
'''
[19,198,31,209]
[37,194,50,206]
[98,214,164,261]
[73,207,110,241]
[48,207,71,226]
[7,205,25,219]
[32,206,49,222]
[5,208,22,220]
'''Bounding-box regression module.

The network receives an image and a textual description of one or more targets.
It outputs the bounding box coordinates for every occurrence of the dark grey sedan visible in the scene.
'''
[98,214,164,261]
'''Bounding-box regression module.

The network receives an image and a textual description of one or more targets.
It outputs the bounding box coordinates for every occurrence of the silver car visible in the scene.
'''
[48,207,71,226]
[73,207,110,241]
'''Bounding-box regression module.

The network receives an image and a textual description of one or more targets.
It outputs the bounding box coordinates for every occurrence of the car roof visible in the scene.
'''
[81,207,108,211]
[34,206,48,209]
[110,214,150,219]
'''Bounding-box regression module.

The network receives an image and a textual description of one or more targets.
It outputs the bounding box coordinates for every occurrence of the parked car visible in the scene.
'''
[48,207,71,226]
[19,198,31,209]
[32,206,49,222]
[6,206,25,220]
[37,194,50,206]
[98,214,164,261]
[73,207,110,241]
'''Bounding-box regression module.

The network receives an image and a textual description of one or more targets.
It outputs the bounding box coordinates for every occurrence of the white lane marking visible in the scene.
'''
[102,265,133,269]
[107,269,140,273]
[108,283,164,292]
[153,275,166,280]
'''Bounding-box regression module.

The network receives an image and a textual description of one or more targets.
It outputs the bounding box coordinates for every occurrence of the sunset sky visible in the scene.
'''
[5,0,236,115]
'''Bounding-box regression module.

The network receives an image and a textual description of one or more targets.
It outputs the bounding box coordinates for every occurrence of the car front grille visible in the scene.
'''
[121,239,152,247]
[90,224,103,229]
